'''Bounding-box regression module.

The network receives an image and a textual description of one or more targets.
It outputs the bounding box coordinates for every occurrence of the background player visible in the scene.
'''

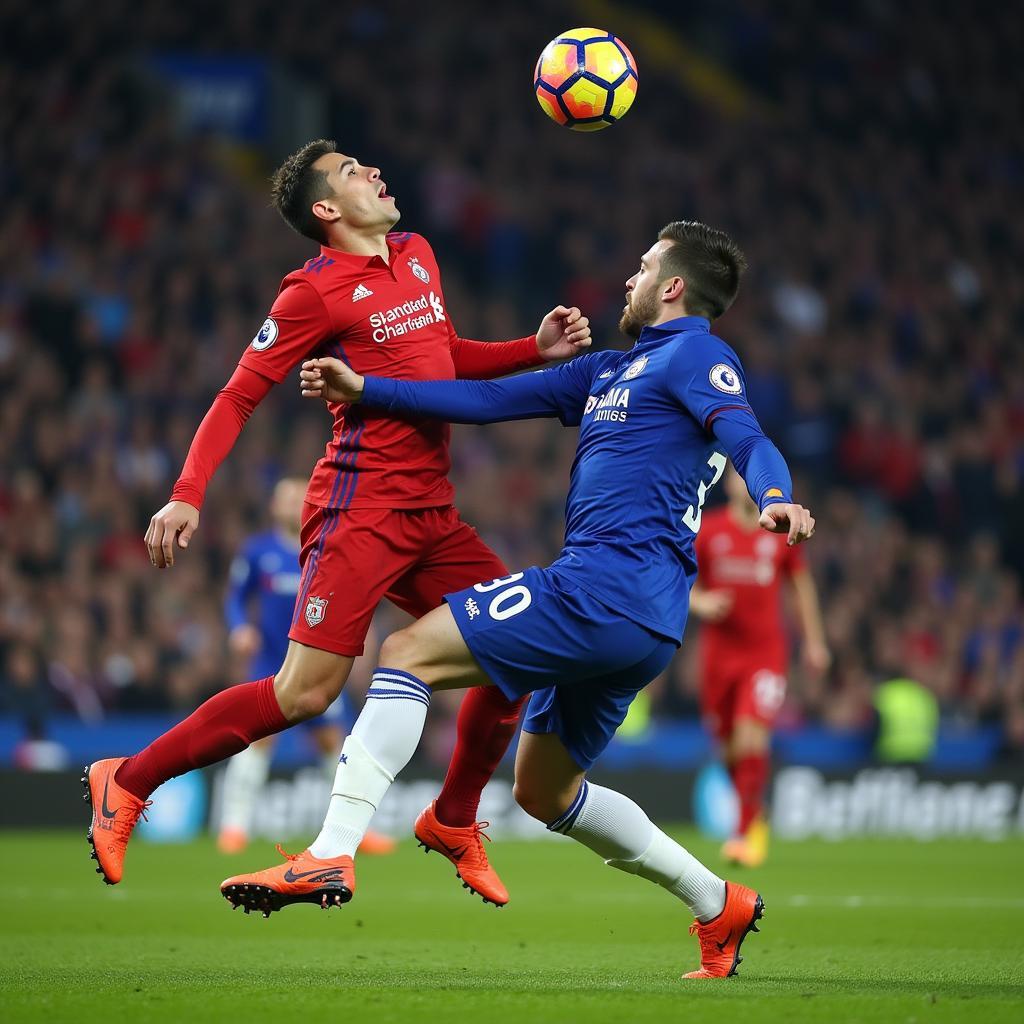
[217,476,394,856]
[226,220,815,980]
[82,139,591,904]
[690,466,830,867]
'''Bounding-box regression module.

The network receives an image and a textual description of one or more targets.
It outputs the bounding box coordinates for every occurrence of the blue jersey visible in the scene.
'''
[361,316,792,643]
[225,530,303,677]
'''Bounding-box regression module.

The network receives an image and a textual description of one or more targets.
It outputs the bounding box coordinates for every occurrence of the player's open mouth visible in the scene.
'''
[378,184,393,201]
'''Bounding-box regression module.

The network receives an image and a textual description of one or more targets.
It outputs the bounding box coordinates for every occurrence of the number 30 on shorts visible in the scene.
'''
[473,573,533,621]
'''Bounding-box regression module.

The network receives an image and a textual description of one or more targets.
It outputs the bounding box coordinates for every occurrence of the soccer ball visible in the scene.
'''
[534,28,638,131]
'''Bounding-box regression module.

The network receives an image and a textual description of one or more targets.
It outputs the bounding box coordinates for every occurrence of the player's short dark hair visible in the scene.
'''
[270,139,338,243]
[656,221,747,320]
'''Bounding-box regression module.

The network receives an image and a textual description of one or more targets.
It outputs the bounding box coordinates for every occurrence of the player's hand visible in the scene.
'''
[145,500,200,569]
[229,623,262,659]
[536,305,592,361]
[759,502,815,545]
[300,357,365,404]
[695,589,734,622]
[802,639,832,677]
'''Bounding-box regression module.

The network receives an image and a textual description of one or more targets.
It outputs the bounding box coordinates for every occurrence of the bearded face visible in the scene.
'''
[619,281,660,339]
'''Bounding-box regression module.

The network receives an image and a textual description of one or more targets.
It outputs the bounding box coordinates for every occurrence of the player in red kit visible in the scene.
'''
[82,140,591,907]
[690,466,829,867]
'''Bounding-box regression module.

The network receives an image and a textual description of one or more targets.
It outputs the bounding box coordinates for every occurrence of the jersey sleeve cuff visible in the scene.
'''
[758,486,792,512]
[170,483,205,511]
[519,334,546,369]
[360,375,395,408]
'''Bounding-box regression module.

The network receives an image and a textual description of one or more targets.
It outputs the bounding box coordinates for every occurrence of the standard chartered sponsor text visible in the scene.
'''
[369,291,445,343]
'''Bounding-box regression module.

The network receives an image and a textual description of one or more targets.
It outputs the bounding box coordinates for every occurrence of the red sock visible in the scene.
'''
[434,685,525,827]
[730,753,770,835]
[115,676,288,800]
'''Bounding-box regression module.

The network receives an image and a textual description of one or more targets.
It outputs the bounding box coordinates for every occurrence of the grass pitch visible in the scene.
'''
[1,829,1022,1023]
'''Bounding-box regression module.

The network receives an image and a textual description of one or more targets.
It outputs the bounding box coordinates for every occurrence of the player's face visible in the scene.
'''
[619,242,668,339]
[312,152,400,232]
[270,479,306,535]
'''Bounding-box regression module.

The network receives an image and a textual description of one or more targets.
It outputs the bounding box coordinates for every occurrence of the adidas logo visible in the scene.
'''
[352,284,374,302]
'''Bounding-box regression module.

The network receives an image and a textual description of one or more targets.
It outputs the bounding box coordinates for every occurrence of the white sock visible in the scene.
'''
[309,669,430,859]
[552,780,726,922]
[218,742,272,835]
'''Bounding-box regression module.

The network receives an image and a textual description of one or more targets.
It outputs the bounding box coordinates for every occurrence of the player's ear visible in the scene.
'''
[312,198,342,226]
[661,276,685,303]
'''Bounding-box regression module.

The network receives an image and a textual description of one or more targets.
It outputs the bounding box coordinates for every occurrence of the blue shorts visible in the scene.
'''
[445,566,676,770]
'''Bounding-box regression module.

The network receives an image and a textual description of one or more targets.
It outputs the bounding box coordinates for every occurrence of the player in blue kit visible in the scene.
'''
[228,221,814,980]
[216,477,394,856]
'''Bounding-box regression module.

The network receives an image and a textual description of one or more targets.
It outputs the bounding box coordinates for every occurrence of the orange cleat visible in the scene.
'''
[413,801,509,907]
[81,758,151,885]
[221,845,354,917]
[217,827,249,855]
[358,828,397,856]
[721,816,769,868]
[682,881,764,979]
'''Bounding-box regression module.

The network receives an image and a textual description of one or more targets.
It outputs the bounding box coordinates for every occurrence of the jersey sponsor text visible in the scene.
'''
[369,292,446,343]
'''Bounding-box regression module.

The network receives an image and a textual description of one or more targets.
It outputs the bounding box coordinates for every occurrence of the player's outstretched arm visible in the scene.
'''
[447,306,592,380]
[300,357,577,425]
[710,407,815,546]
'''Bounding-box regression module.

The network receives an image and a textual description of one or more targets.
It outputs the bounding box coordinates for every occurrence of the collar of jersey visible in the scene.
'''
[318,237,403,271]
[636,316,710,347]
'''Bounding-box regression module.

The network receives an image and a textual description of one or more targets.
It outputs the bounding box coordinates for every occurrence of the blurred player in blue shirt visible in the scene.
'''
[217,477,394,856]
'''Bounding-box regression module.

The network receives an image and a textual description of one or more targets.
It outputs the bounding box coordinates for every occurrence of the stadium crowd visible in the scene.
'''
[2,0,1022,761]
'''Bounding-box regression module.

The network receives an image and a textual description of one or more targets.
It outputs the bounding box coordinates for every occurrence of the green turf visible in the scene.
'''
[1,829,1022,1023]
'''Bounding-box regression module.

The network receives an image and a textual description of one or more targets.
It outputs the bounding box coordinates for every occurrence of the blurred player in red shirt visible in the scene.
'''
[82,140,591,904]
[691,466,829,867]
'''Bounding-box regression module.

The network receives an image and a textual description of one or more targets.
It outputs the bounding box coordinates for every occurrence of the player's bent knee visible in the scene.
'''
[378,628,418,673]
[513,779,562,823]
[287,686,337,721]
[273,668,344,722]
[275,683,335,722]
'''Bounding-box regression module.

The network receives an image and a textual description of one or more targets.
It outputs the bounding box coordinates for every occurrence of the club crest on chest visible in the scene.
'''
[408,257,430,283]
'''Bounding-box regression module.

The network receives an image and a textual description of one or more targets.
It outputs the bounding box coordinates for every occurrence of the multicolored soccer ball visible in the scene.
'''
[534,28,638,131]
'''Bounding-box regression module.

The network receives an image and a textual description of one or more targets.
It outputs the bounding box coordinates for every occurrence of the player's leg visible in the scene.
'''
[307,714,396,856]
[112,641,351,799]
[385,509,526,829]
[385,511,526,900]
[221,602,485,915]
[513,731,727,921]
[221,565,660,915]
[309,603,485,856]
[722,669,784,867]
[84,640,353,884]
[513,661,763,980]
[217,736,276,854]
[84,504,398,886]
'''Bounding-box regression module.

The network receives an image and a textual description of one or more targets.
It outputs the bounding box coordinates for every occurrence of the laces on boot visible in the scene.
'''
[114,801,152,844]
[460,821,493,867]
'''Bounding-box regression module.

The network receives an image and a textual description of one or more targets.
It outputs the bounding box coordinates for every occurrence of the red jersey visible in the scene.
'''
[693,506,805,666]
[172,232,543,511]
